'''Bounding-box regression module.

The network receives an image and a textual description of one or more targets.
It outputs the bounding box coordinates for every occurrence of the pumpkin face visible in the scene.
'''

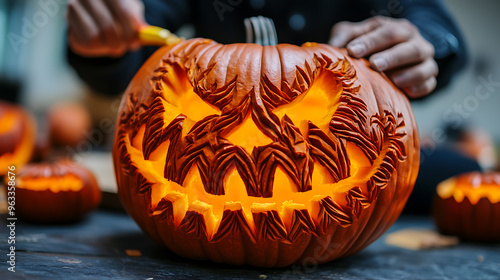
[12,160,101,223]
[433,172,500,242]
[113,39,419,267]
[0,101,36,175]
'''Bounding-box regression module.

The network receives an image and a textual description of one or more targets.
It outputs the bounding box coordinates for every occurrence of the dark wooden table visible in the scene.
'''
[1,210,499,279]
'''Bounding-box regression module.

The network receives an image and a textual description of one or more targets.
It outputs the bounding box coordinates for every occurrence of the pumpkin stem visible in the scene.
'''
[244,16,278,46]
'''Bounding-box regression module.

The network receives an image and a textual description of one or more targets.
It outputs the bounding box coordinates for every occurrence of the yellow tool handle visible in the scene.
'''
[139,25,182,46]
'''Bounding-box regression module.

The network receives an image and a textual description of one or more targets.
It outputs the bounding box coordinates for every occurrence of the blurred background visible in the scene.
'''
[1,0,499,170]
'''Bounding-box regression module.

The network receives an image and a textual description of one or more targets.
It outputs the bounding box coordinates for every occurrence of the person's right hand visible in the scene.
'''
[67,0,145,58]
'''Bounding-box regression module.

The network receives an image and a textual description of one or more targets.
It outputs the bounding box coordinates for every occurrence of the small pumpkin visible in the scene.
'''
[0,101,36,175]
[12,160,101,223]
[433,172,500,242]
[48,102,92,148]
[113,39,419,267]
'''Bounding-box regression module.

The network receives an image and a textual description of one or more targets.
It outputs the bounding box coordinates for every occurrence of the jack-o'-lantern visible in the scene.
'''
[113,39,419,267]
[12,160,101,223]
[0,101,36,175]
[433,172,500,242]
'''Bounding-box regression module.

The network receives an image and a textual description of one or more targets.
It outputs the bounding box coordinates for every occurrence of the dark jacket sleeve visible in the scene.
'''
[395,0,468,91]
[67,0,190,96]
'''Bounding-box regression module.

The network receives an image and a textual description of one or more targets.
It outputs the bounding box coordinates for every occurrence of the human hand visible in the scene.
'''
[329,16,438,98]
[67,0,145,57]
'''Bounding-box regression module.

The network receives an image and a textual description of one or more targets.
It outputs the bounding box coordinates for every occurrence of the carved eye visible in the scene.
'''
[12,160,101,223]
[0,101,36,175]
[433,172,500,242]
[113,39,419,267]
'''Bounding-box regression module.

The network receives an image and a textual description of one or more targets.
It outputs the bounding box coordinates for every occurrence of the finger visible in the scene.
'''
[67,2,83,44]
[391,58,439,88]
[347,19,414,58]
[329,17,382,47]
[404,76,437,98]
[369,39,435,71]
[68,30,87,55]
[80,0,121,49]
[67,0,100,45]
[106,0,142,45]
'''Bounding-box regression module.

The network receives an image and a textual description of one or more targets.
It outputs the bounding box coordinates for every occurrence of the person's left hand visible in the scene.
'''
[329,16,438,98]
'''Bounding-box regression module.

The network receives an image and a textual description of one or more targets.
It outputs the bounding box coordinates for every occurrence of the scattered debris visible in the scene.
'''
[126,249,142,257]
[385,228,459,250]
[57,258,82,264]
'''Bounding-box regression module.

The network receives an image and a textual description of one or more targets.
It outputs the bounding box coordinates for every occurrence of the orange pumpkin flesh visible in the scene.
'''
[433,172,500,242]
[113,39,420,267]
[0,101,36,175]
[13,160,101,223]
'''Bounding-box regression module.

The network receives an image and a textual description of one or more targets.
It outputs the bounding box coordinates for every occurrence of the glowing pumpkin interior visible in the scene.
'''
[13,161,102,223]
[0,102,36,175]
[18,174,84,193]
[437,172,500,204]
[124,69,380,236]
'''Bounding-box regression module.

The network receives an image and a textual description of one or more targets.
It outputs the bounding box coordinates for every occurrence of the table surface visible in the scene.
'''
[1,210,499,280]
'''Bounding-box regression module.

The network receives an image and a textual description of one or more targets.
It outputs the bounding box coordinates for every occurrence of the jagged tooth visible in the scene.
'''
[152,197,174,222]
[310,195,354,234]
[282,201,317,242]
[178,200,216,240]
[211,202,256,243]
[224,201,243,211]
[251,203,287,241]
[153,191,187,227]
[310,195,323,220]
[178,210,207,239]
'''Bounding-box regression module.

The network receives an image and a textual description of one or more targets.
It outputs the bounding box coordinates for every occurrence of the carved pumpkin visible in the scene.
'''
[0,101,36,175]
[113,39,419,267]
[12,160,101,223]
[433,172,500,242]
